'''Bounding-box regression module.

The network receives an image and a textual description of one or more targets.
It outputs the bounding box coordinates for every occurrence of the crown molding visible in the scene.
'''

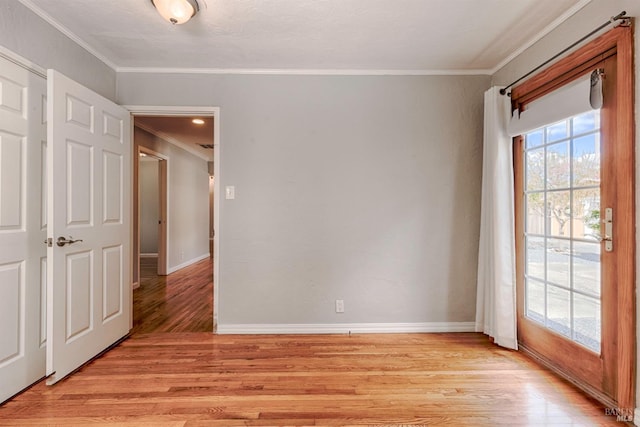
[490,0,593,74]
[0,44,46,79]
[134,122,212,162]
[17,0,118,71]
[116,67,493,76]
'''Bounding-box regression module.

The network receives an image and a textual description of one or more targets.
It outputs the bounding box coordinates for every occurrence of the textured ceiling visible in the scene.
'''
[19,0,589,72]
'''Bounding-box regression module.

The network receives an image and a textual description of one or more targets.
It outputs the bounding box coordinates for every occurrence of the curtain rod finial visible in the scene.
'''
[499,88,507,95]
[612,11,627,22]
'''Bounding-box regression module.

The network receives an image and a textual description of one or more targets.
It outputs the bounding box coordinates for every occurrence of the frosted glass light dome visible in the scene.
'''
[151,0,200,25]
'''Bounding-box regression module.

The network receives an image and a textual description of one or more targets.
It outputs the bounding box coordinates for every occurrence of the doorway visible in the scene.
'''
[136,147,168,283]
[139,156,160,260]
[129,108,220,333]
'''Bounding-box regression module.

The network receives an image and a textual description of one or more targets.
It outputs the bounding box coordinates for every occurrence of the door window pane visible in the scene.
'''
[547,191,571,238]
[526,236,545,281]
[526,279,545,325]
[572,190,600,240]
[525,193,544,234]
[572,110,599,135]
[547,285,570,337]
[546,238,570,287]
[526,129,544,149]
[547,142,570,189]
[573,293,601,352]
[526,147,545,191]
[572,133,600,187]
[546,120,569,142]
[572,242,600,297]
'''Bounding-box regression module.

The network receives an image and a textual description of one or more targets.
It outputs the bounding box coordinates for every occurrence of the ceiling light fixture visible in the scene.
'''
[151,0,200,25]
[192,118,205,125]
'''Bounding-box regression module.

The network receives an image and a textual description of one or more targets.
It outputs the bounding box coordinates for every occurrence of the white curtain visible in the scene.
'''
[475,86,517,350]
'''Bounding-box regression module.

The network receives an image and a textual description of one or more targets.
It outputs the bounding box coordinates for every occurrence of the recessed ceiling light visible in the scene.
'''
[192,118,205,125]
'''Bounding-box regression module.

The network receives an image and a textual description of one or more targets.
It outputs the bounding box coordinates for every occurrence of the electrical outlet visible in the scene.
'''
[335,299,344,313]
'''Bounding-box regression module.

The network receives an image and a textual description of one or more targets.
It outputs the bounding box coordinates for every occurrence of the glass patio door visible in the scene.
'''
[513,24,634,410]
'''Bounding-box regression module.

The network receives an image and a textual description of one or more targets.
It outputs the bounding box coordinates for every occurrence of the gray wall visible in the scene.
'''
[119,74,490,326]
[491,0,640,410]
[139,159,160,254]
[135,126,210,271]
[0,0,116,100]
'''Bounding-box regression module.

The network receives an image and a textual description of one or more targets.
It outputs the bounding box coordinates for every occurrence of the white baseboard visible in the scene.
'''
[167,253,210,274]
[132,281,140,290]
[216,322,476,335]
[140,253,158,258]
[634,407,639,425]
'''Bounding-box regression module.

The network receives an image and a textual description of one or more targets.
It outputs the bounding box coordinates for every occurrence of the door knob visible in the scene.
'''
[56,236,83,247]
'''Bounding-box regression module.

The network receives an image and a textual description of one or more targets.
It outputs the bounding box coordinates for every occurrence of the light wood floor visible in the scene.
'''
[0,259,624,425]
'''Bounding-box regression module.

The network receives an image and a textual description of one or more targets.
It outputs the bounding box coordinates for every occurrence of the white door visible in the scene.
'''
[46,70,131,384]
[0,57,47,403]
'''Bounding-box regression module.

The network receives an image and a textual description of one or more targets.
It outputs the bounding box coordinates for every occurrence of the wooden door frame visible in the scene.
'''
[126,105,220,333]
[511,24,635,409]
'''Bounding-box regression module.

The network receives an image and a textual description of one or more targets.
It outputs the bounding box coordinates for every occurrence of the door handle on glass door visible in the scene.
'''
[56,236,83,247]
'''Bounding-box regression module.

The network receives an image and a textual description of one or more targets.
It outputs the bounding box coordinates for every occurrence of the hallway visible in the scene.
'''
[133,257,213,334]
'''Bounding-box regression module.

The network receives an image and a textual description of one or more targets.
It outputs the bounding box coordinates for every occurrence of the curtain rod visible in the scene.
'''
[499,10,629,96]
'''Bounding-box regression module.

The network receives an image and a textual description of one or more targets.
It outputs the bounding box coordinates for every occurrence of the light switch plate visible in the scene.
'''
[225,186,235,199]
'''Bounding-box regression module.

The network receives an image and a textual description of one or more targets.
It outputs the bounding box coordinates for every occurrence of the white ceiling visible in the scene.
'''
[19,0,590,73]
